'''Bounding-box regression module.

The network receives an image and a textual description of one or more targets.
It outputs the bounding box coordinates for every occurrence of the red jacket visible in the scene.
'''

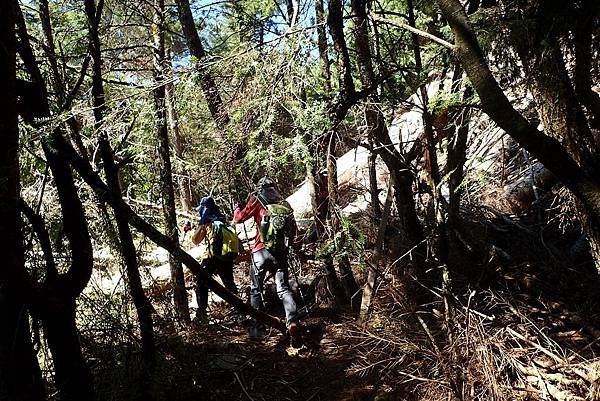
[233,196,266,252]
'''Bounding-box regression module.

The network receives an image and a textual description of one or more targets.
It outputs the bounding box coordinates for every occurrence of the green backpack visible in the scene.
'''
[257,197,294,253]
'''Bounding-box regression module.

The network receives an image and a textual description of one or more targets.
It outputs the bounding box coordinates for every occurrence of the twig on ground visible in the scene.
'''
[234,371,256,401]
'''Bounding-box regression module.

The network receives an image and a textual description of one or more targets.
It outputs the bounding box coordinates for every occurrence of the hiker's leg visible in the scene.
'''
[248,250,271,336]
[273,252,298,326]
[195,259,217,319]
[217,260,237,295]
[249,249,269,311]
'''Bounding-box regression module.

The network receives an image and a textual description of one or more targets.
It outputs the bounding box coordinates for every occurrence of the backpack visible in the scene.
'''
[256,195,295,252]
[211,221,240,261]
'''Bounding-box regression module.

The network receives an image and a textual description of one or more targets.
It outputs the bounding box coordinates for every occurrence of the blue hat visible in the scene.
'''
[196,196,225,224]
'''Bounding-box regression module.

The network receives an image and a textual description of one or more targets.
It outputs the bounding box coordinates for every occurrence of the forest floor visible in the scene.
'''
[85,209,600,401]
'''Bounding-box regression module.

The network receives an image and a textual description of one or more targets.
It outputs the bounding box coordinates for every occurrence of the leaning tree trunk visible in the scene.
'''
[174,0,229,129]
[99,136,156,364]
[153,0,191,325]
[435,0,600,269]
[0,4,46,398]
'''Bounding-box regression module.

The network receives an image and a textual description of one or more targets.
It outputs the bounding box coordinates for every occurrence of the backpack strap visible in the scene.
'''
[254,192,269,208]
[211,220,224,257]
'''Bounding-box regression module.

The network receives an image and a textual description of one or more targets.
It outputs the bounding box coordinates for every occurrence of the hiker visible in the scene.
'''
[233,176,301,342]
[191,196,240,323]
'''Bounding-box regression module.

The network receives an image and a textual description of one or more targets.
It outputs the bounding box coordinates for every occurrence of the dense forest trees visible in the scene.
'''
[1,0,599,400]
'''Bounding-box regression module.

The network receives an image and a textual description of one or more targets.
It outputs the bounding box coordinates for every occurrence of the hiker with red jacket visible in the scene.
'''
[234,176,301,343]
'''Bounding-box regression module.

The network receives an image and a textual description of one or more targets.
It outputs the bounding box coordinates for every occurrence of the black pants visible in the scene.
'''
[195,257,237,316]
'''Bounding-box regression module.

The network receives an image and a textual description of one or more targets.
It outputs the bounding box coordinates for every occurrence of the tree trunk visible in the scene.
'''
[42,300,94,401]
[153,0,191,325]
[315,0,331,93]
[0,5,46,398]
[0,295,46,401]
[351,0,423,255]
[360,175,394,322]
[407,0,452,327]
[174,0,229,129]
[42,135,96,401]
[165,54,193,212]
[338,255,360,309]
[511,25,599,175]
[446,64,471,226]
[368,146,382,220]
[99,136,156,364]
[15,1,97,397]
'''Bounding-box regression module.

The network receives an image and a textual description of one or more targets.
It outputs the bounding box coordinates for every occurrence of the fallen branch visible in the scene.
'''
[506,327,566,365]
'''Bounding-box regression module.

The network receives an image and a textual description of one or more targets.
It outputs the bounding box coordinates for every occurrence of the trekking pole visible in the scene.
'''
[289,248,311,318]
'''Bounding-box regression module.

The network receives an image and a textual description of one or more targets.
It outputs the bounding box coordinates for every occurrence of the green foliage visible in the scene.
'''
[317,211,366,269]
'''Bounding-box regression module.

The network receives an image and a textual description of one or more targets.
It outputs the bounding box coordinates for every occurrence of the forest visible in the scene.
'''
[2,0,600,400]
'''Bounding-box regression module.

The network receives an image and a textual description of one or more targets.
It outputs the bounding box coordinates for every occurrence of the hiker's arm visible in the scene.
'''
[233,197,260,224]
[191,224,208,245]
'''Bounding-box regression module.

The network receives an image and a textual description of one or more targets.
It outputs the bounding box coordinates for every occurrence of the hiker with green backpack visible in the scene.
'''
[233,176,301,344]
[191,196,240,323]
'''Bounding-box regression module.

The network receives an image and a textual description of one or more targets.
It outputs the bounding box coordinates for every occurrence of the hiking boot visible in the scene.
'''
[288,322,302,348]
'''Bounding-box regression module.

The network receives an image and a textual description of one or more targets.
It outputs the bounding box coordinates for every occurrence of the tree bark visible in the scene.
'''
[174,0,229,128]
[0,3,46,398]
[153,0,191,325]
